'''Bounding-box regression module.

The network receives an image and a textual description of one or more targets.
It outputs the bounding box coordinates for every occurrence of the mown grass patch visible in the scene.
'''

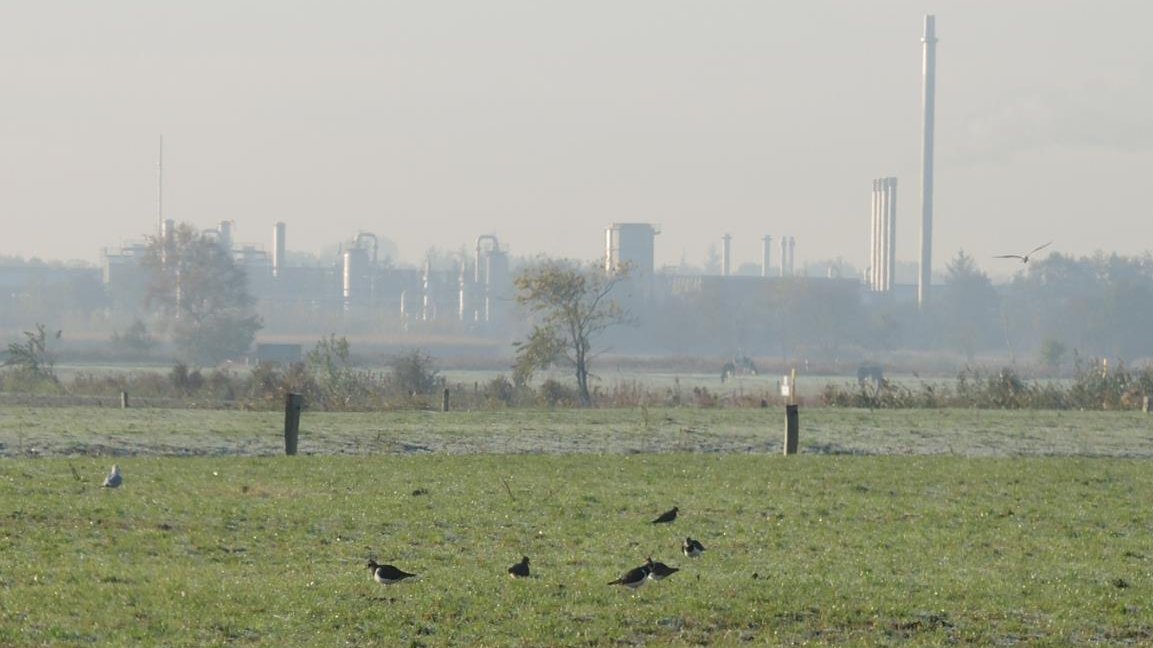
[2,454,1151,646]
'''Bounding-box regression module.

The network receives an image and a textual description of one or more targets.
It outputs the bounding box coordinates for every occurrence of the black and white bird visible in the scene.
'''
[651,506,679,524]
[682,537,706,558]
[102,464,122,488]
[608,563,651,589]
[366,559,417,585]
[508,556,530,578]
[994,241,1052,264]
[645,557,679,581]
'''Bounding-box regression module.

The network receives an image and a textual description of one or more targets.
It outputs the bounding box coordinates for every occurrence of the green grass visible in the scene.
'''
[4,406,1153,458]
[2,451,1152,646]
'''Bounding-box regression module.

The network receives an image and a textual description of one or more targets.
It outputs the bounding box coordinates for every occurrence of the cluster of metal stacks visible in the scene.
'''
[869,177,897,292]
[605,224,797,279]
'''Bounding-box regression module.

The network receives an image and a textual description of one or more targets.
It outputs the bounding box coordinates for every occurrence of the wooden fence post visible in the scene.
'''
[783,404,799,455]
[120,391,129,409]
[442,388,450,412]
[284,392,303,456]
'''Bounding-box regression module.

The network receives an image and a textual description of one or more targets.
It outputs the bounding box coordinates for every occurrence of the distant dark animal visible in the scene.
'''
[508,556,530,578]
[366,559,417,585]
[857,364,885,388]
[994,241,1052,264]
[608,563,651,589]
[645,557,679,581]
[651,507,678,524]
[682,537,706,558]
[721,356,758,382]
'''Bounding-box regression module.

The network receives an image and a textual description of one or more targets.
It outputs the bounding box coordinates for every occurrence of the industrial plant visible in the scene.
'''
[3,15,955,363]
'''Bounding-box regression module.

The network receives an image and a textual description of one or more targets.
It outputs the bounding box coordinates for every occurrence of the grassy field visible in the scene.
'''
[2,407,1153,645]
[2,406,1153,458]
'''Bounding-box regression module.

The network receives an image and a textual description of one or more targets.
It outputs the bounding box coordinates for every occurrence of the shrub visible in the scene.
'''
[387,349,442,397]
[538,379,578,407]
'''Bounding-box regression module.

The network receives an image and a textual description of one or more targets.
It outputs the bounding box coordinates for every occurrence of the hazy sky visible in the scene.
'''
[2,1,1150,277]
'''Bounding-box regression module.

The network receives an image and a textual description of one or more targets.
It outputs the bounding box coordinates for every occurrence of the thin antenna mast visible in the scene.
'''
[157,135,164,236]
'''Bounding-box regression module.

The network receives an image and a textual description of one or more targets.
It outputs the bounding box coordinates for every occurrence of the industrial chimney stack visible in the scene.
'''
[870,177,897,292]
[721,234,732,276]
[918,14,937,307]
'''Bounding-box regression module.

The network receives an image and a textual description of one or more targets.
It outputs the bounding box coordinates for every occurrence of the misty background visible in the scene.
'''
[2,1,1150,270]
[1,2,1151,373]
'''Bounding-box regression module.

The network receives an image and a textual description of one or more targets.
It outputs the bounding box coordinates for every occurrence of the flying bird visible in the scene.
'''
[366,559,417,585]
[682,537,706,558]
[508,556,530,578]
[651,507,679,524]
[608,563,651,589]
[994,241,1052,264]
[645,557,679,581]
[102,464,122,488]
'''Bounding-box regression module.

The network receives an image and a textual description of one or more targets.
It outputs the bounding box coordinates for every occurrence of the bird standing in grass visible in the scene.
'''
[645,557,679,581]
[366,559,417,585]
[608,563,651,589]
[508,556,530,578]
[651,506,678,524]
[102,464,122,488]
[682,537,705,558]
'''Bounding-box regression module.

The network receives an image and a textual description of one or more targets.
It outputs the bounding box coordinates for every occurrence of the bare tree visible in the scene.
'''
[512,258,628,407]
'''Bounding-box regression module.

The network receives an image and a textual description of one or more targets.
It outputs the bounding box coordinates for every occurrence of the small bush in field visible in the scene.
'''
[169,363,204,396]
[387,349,442,397]
[480,374,522,407]
[538,378,578,407]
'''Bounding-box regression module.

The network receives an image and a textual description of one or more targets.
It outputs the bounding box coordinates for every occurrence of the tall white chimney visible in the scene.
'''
[918,14,937,307]
[272,222,286,278]
[761,235,773,277]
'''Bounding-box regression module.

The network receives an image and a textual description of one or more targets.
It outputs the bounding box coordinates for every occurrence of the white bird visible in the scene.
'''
[994,241,1052,264]
[102,464,122,488]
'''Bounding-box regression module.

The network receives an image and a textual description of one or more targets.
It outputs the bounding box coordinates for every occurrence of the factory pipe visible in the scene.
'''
[919,15,937,307]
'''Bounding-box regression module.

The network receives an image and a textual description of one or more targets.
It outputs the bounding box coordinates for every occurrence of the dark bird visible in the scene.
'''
[651,506,679,524]
[366,559,417,585]
[645,557,679,581]
[994,241,1052,264]
[102,464,122,488]
[682,537,706,558]
[608,563,651,589]
[508,556,530,578]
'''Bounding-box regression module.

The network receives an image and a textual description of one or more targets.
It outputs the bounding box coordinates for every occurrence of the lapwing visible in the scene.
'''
[508,556,530,578]
[366,559,417,585]
[651,506,678,524]
[102,464,122,488]
[608,563,650,589]
[645,557,679,581]
[994,241,1052,264]
[682,537,705,558]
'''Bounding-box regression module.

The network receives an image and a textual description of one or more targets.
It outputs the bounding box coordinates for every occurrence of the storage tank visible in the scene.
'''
[605,223,658,276]
[342,247,369,307]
